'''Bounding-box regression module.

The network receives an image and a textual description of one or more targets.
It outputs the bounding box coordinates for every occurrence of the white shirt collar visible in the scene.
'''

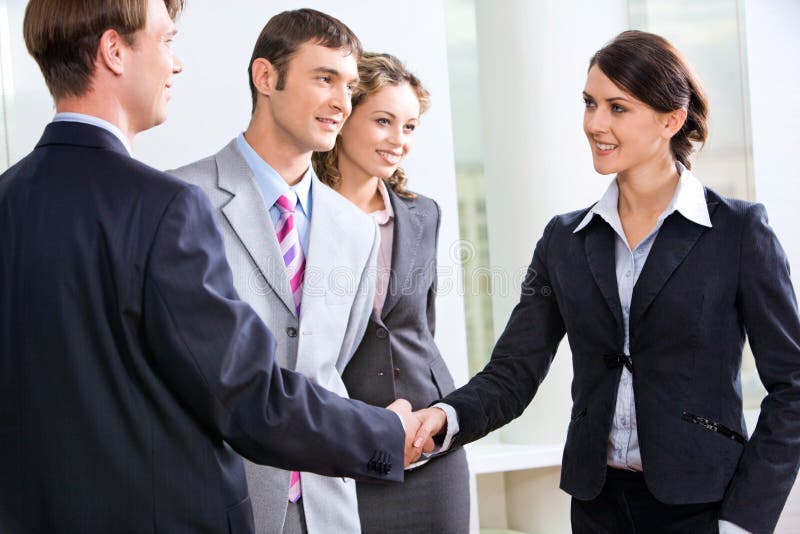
[52,112,133,156]
[574,162,712,234]
[369,179,395,225]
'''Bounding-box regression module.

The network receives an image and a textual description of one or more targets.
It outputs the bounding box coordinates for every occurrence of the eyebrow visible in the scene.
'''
[371,110,420,121]
[582,91,632,103]
[312,67,359,84]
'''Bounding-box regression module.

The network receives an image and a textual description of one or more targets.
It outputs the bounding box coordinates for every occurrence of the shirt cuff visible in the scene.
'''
[431,402,459,453]
[718,520,751,534]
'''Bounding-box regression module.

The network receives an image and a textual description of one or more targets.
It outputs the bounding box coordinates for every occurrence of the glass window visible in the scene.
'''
[445,0,495,375]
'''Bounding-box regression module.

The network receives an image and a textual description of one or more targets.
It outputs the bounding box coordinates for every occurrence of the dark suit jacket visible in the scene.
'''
[443,188,800,534]
[0,122,403,534]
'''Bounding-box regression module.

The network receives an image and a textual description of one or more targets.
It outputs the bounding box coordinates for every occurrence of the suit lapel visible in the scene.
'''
[584,218,624,338]
[629,201,718,333]
[381,189,423,319]
[215,141,296,316]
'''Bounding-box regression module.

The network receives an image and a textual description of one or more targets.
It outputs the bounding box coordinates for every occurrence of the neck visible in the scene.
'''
[244,112,311,186]
[335,167,384,214]
[616,153,680,216]
[56,93,136,146]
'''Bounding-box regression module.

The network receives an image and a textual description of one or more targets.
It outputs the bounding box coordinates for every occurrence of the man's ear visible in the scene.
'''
[251,58,278,98]
[662,107,688,139]
[97,28,126,76]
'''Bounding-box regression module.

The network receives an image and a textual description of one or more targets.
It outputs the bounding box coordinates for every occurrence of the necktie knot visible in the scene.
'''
[276,192,298,214]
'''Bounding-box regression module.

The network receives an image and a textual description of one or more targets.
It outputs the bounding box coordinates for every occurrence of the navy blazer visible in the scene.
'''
[443,188,800,534]
[0,122,403,533]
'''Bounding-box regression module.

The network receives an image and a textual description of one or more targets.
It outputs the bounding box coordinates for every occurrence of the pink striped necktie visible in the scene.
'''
[276,192,304,503]
[275,192,305,317]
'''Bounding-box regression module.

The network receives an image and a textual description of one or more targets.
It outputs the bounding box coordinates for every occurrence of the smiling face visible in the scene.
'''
[262,42,358,156]
[337,82,421,183]
[120,0,182,134]
[582,65,676,178]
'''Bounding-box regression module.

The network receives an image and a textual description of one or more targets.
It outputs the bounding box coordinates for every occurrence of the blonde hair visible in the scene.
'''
[313,52,430,199]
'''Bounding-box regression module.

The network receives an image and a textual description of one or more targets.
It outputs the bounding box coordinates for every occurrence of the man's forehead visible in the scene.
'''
[292,43,358,77]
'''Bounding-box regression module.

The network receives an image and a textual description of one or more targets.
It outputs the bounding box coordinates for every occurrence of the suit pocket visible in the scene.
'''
[430,357,457,397]
[226,495,254,534]
[681,412,746,445]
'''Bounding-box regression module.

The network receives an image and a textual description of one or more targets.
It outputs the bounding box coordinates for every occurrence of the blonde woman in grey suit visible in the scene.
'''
[313,52,469,533]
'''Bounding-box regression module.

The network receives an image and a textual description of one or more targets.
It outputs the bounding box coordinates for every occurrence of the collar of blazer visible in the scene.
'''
[37,121,129,157]
[213,140,369,318]
[381,186,425,320]
[581,196,719,344]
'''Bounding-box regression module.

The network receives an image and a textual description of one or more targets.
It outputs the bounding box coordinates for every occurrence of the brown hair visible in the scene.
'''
[248,8,362,113]
[23,0,185,99]
[589,30,708,169]
[313,52,430,199]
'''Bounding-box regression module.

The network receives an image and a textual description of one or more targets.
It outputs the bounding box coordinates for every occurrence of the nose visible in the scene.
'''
[330,84,350,116]
[172,53,183,75]
[387,125,403,147]
[584,108,608,135]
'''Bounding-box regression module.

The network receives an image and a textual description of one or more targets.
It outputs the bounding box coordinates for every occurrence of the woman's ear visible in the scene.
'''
[662,107,688,139]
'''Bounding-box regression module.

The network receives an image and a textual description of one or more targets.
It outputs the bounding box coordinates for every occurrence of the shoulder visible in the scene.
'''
[551,206,594,234]
[168,153,218,184]
[704,187,761,219]
[390,189,441,226]
[167,141,237,189]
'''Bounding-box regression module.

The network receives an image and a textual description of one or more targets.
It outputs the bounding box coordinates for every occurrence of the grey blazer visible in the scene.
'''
[342,189,470,533]
[171,139,378,534]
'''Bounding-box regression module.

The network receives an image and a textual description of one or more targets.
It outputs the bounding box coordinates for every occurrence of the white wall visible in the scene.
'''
[744,1,800,531]
[2,0,469,385]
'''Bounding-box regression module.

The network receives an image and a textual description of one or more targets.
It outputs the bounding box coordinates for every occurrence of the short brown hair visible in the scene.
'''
[590,30,709,169]
[23,0,185,99]
[313,52,430,199]
[248,8,362,113]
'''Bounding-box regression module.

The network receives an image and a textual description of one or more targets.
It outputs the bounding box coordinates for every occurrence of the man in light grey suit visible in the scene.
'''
[171,9,379,534]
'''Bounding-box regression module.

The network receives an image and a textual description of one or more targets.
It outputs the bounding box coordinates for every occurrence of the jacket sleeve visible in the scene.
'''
[443,216,567,446]
[720,203,800,533]
[142,184,404,483]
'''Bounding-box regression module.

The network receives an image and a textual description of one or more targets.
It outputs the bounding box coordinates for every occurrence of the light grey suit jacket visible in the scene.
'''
[170,139,378,534]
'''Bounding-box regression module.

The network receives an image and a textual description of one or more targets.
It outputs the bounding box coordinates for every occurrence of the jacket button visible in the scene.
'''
[286,327,297,338]
[393,367,401,378]
[376,327,388,339]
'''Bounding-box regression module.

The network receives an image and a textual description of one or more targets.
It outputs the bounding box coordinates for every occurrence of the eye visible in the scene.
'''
[318,76,331,84]
[346,83,356,94]
[611,103,626,113]
[376,118,390,126]
[404,124,416,132]
[583,97,596,109]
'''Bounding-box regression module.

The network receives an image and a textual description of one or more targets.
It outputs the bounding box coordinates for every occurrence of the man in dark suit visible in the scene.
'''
[0,1,425,532]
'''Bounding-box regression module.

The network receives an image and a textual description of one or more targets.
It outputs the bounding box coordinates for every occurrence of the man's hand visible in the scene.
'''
[386,399,435,466]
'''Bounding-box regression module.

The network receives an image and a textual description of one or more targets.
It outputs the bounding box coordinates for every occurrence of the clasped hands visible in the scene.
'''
[386,399,449,467]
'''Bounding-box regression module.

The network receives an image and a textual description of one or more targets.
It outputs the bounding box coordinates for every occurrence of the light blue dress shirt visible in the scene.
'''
[53,112,133,156]
[234,133,313,254]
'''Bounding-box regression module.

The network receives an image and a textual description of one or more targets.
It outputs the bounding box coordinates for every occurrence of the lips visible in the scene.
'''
[316,117,340,131]
[376,149,402,165]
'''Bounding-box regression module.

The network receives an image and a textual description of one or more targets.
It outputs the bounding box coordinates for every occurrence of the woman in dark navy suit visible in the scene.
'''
[413,31,800,534]
[313,52,470,534]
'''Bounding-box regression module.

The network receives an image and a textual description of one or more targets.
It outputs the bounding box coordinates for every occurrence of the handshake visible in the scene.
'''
[386,399,449,467]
